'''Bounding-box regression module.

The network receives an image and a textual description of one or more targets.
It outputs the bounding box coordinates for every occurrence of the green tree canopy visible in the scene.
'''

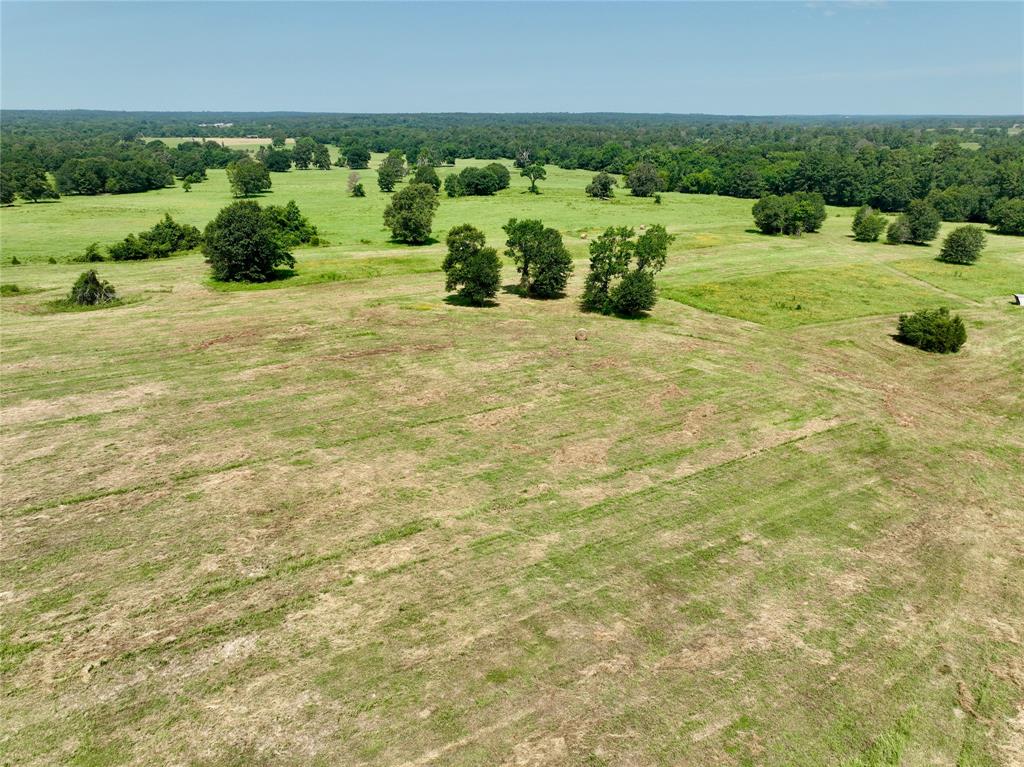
[383,183,439,244]
[442,224,502,306]
[226,158,271,197]
[521,163,546,193]
[502,218,573,298]
[938,225,985,264]
[626,162,662,198]
[203,200,295,282]
[586,172,617,199]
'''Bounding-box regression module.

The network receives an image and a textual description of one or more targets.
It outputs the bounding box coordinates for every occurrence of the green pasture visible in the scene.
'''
[1,159,1022,767]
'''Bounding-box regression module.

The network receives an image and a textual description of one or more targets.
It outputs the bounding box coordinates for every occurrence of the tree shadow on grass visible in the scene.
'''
[388,236,440,246]
[499,283,568,300]
[443,294,499,308]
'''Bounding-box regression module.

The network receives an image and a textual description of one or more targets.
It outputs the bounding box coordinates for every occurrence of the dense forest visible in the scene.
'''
[2,111,1022,227]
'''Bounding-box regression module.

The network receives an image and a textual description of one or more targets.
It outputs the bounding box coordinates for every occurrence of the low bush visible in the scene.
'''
[752,192,826,235]
[852,205,887,242]
[897,307,966,353]
[69,270,118,306]
[108,214,201,260]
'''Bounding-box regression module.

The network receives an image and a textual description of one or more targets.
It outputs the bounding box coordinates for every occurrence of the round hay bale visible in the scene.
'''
[574,329,588,341]
[580,232,588,240]
[639,224,647,231]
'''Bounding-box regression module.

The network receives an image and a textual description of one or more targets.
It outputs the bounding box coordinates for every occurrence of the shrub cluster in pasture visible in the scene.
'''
[69,270,117,306]
[752,192,826,235]
[203,200,295,282]
[586,172,617,199]
[939,225,986,265]
[503,218,573,298]
[383,183,439,244]
[988,198,1024,235]
[442,224,501,305]
[444,164,511,197]
[582,224,673,316]
[226,157,272,197]
[887,200,940,244]
[108,214,202,261]
[852,205,887,242]
[897,307,966,353]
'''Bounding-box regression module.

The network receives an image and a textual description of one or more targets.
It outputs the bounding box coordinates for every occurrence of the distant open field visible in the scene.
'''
[2,161,1022,766]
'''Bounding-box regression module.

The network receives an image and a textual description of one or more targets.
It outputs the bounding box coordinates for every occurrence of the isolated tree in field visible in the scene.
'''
[15,167,59,203]
[226,158,271,197]
[413,164,441,191]
[442,224,501,305]
[377,153,406,192]
[897,307,966,353]
[626,162,661,198]
[271,132,287,147]
[292,137,317,169]
[347,172,362,194]
[313,143,332,170]
[69,270,117,305]
[586,172,617,199]
[514,148,532,169]
[203,200,295,282]
[503,218,573,298]
[904,200,941,243]
[521,163,546,193]
[383,183,439,244]
[988,198,1024,235]
[345,145,371,169]
[852,205,887,242]
[939,225,985,264]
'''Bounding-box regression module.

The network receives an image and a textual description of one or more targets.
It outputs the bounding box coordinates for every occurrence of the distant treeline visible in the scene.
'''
[2,111,1022,224]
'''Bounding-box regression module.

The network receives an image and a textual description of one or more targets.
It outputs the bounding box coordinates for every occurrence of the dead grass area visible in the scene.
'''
[2,251,1022,766]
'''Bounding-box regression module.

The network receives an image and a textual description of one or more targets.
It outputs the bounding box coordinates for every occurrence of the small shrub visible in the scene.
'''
[109,215,201,260]
[897,307,966,353]
[938,225,985,265]
[852,205,887,242]
[47,257,57,264]
[886,215,912,244]
[69,270,118,306]
[352,182,366,197]
[654,193,662,205]
[1,284,21,296]
[10,256,21,265]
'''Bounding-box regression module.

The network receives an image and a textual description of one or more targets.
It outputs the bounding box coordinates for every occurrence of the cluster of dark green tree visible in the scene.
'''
[751,192,826,235]
[897,307,967,353]
[581,225,673,315]
[444,163,511,197]
[5,113,1023,230]
[441,217,573,305]
[1,166,59,203]
[104,214,202,261]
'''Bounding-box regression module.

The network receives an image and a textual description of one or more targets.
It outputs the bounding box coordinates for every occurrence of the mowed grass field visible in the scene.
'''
[2,157,1023,766]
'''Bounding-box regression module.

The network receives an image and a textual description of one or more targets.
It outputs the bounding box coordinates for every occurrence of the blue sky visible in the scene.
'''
[1,1,1021,115]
